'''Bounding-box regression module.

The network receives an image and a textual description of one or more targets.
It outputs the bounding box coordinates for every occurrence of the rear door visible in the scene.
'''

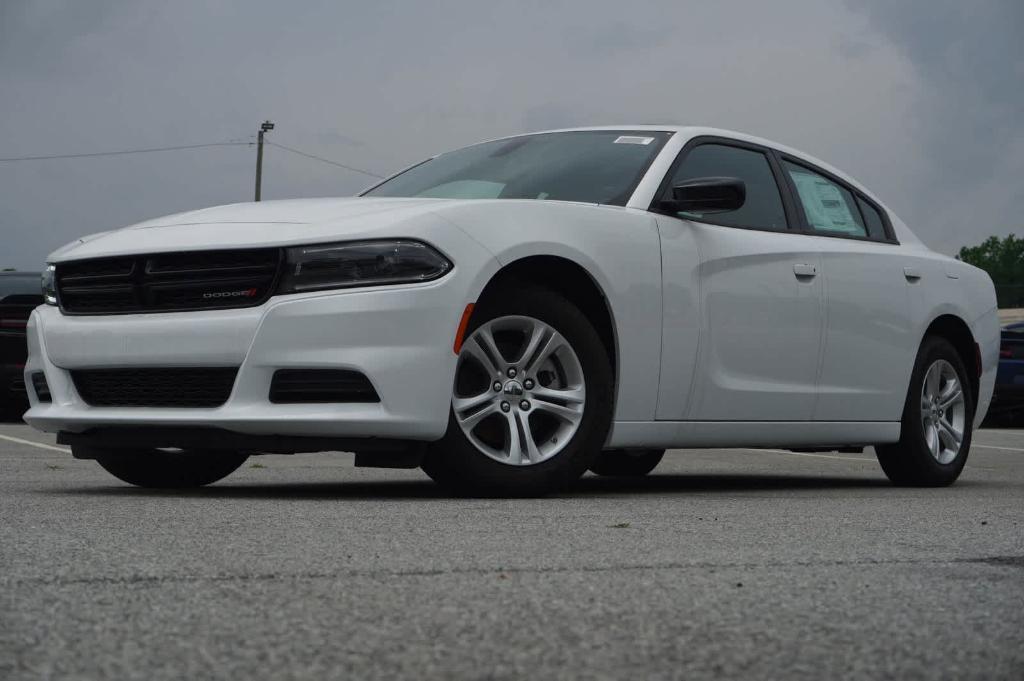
[775,156,915,421]
[655,139,825,422]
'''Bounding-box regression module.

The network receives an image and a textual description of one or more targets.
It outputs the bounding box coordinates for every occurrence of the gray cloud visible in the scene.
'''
[845,0,1024,252]
[1,0,1021,269]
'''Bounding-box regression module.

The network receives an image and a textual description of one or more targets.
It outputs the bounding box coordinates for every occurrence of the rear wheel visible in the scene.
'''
[423,285,613,496]
[875,336,973,486]
[79,447,249,488]
[589,449,664,477]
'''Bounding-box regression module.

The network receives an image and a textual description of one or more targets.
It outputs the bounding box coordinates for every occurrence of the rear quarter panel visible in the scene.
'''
[906,251,998,426]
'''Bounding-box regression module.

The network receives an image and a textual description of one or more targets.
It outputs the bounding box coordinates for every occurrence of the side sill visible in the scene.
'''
[607,420,901,449]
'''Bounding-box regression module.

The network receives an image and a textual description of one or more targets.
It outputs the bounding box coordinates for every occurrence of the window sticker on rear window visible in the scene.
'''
[789,170,861,235]
[613,136,655,145]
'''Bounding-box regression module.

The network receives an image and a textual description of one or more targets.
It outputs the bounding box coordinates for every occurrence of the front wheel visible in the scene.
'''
[423,285,613,496]
[875,336,974,486]
[78,447,249,488]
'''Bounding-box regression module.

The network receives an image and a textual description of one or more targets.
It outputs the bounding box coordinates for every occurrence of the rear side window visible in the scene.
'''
[668,144,788,230]
[856,197,889,240]
[782,160,866,237]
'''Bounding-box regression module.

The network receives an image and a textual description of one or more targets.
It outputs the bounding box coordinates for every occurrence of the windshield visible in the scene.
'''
[363,130,672,206]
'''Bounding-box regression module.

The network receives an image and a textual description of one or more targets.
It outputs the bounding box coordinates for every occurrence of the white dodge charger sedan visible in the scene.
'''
[24,126,999,495]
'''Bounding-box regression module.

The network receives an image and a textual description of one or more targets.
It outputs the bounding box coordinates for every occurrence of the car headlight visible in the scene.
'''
[41,264,58,305]
[278,240,452,294]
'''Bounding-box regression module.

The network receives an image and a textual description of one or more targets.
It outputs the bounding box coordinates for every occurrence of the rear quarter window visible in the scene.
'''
[856,197,889,241]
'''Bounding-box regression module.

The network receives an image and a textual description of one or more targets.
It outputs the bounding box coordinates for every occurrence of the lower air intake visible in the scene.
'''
[269,369,380,404]
[30,372,51,402]
[72,368,238,407]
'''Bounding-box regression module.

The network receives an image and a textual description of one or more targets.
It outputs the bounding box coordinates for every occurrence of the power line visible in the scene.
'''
[0,141,251,163]
[0,136,387,182]
[266,141,384,179]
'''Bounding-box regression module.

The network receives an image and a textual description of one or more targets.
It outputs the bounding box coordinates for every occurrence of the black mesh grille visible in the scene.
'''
[72,368,238,407]
[56,249,282,314]
[270,369,380,403]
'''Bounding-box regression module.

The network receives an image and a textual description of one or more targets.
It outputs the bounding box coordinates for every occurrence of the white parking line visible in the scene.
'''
[773,450,875,462]
[737,448,875,463]
[0,433,70,453]
[972,444,1024,453]
[743,442,1024,460]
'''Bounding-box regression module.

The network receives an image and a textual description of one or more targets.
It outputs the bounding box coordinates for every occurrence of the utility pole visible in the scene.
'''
[254,120,274,201]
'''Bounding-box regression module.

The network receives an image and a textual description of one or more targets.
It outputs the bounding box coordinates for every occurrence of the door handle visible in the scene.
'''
[793,263,817,279]
[904,267,922,282]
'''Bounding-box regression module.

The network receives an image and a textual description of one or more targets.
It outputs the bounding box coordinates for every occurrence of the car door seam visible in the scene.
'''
[811,251,829,421]
[652,215,665,420]
[682,229,704,420]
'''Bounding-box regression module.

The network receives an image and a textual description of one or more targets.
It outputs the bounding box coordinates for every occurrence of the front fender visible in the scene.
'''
[433,201,663,421]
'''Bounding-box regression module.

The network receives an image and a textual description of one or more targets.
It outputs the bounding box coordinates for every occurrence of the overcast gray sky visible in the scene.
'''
[1,0,1022,269]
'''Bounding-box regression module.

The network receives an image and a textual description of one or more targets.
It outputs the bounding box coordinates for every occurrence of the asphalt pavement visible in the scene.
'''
[1,422,1022,680]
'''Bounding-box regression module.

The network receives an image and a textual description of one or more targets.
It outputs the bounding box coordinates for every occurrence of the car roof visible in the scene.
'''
[410,124,922,247]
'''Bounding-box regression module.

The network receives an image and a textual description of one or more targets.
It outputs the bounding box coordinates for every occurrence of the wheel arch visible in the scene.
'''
[922,314,980,409]
[472,255,618,380]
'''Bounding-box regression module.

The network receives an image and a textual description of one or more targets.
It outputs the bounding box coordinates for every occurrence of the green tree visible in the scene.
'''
[958,234,1024,308]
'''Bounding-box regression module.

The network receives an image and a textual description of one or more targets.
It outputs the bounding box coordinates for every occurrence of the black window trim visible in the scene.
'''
[773,151,900,245]
[649,135,900,246]
[649,135,799,234]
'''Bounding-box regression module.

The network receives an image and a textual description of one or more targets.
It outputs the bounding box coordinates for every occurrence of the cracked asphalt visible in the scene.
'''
[1,422,1022,680]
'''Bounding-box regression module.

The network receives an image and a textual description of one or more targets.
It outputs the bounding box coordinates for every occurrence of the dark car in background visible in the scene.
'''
[989,322,1024,425]
[0,272,42,419]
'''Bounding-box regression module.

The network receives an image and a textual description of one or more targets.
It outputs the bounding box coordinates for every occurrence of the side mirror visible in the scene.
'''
[660,176,745,214]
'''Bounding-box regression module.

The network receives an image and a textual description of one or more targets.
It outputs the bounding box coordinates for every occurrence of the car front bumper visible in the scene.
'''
[23,278,470,444]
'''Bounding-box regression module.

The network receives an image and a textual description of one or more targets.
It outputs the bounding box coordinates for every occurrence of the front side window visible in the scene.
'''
[363,130,672,206]
[666,143,788,230]
[782,160,867,238]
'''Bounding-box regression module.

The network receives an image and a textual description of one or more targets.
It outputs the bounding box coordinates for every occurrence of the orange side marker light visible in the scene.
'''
[453,303,475,354]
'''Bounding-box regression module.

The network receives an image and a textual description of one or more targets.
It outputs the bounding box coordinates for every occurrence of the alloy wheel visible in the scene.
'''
[920,359,966,465]
[453,315,586,466]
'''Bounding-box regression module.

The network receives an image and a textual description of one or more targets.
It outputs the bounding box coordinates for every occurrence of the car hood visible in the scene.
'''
[47,197,462,262]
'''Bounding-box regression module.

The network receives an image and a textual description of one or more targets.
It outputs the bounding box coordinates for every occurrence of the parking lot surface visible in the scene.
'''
[1,422,1022,680]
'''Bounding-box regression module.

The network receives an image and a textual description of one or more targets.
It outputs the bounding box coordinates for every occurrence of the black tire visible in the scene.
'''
[80,447,249,488]
[589,448,664,477]
[423,284,613,496]
[875,336,974,486]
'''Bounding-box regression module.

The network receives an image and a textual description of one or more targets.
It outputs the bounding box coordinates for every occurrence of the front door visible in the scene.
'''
[656,140,825,422]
